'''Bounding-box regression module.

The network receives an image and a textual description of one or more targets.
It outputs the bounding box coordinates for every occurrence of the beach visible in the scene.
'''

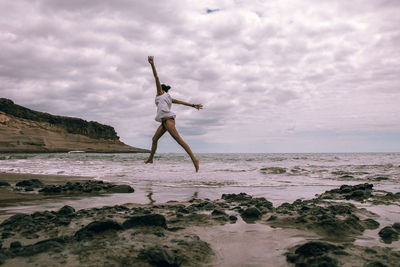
[0,153,400,266]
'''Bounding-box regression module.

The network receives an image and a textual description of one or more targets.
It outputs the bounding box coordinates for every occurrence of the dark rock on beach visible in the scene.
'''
[0,213,32,228]
[260,167,287,174]
[378,226,399,244]
[16,179,44,188]
[123,214,167,229]
[10,241,22,249]
[363,218,380,229]
[372,192,400,205]
[211,209,226,216]
[372,176,390,181]
[241,207,262,220]
[16,238,67,257]
[211,209,229,222]
[286,241,342,267]
[138,245,179,267]
[38,180,134,195]
[271,199,376,240]
[58,205,75,216]
[221,192,273,213]
[138,237,213,267]
[318,183,374,201]
[108,184,134,193]
[222,192,252,202]
[0,209,78,236]
[0,181,10,187]
[295,241,342,257]
[74,220,123,241]
[365,262,389,267]
[392,222,400,230]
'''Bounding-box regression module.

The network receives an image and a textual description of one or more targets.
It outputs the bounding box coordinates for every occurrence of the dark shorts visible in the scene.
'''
[161,117,175,129]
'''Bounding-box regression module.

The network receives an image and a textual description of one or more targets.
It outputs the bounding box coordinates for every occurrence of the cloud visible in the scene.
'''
[0,0,399,152]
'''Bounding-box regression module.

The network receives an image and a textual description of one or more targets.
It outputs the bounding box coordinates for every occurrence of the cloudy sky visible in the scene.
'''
[1,0,399,153]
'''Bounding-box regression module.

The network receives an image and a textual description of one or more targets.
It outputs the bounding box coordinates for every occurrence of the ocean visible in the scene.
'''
[1,153,399,210]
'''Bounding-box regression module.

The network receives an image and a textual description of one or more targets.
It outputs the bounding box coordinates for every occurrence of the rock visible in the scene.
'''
[222,192,252,202]
[56,217,72,226]
[38,180,135,195]
[39,185,62,194]
[260,167,286,174]
[123,214,167,229]
[1,232,14,239]
[287,241,342,267]
[379,226,399,244]
[345,189,371,201]
[10,241,22,249]
[328,204,353,215]
[167,227,185,232]
[108,184,134,193]
[0,213,32,227]
[176,206,189,214]
[138,245,178,267]
[340,175,354,179]
[74,220,123,241]
[295,241,340,257]
[15,179,44,188]
[392,222,400,230]
[248,197,274,211]
[331,171,352,176]
[17,238,66,257]
[366,262,388,267]
[211,209,227,216]
[273,200,375,240]
[0,181,10,187]
[319,183,374,201]
[241,207,262,220]
[373,176,389,181]
[381,192,400,201]
[363,219,380,229]
[58,205,75,215]
[229,215,238,222]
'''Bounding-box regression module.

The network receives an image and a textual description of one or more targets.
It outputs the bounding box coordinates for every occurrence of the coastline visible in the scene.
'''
[0,172,399,266]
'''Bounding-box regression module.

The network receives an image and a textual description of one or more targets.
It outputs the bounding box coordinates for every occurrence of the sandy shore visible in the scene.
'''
[0,173,400,266]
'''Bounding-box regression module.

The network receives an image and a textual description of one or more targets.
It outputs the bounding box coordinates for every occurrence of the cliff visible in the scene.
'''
[0,98,149,153]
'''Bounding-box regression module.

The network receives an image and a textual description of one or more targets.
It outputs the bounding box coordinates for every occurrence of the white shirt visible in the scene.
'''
[155,93,176,122]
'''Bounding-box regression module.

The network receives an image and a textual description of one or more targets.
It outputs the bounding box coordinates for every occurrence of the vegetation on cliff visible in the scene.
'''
[0,98,119,140]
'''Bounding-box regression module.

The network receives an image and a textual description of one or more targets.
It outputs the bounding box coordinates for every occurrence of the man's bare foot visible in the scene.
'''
[193,158,199,172]
[145,158,153,164]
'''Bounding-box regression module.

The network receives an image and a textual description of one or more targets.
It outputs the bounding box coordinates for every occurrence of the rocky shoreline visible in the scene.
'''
[0,177,399,266]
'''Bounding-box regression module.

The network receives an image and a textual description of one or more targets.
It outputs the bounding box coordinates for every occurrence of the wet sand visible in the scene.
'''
[0,173,400,266]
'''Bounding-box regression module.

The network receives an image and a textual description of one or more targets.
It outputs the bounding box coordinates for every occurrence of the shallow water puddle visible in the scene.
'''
[191,217,318,267]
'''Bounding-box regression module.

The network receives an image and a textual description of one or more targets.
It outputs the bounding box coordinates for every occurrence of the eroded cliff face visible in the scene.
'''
[0,98,119,140]
[0,98,148,153]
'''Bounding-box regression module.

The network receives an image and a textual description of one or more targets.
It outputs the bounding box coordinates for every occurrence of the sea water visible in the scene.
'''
[1,153,399,207]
